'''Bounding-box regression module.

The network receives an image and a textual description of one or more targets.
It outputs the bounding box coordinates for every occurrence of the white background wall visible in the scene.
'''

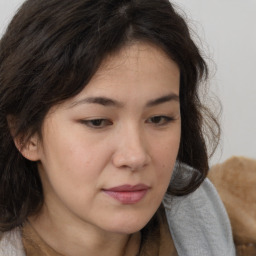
[174,0,256,165]
[0,0,255,165]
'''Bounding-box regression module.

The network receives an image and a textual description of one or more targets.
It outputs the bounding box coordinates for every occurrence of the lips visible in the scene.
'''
[102,184,149,204]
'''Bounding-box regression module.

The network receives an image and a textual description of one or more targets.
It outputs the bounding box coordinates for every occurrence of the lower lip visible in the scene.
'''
[103,189,148,204]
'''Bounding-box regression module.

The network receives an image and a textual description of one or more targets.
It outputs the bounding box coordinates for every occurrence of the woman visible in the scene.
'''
[0,0,235,255]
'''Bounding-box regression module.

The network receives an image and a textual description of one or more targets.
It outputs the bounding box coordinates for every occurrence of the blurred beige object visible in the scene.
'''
[208,156,256,256]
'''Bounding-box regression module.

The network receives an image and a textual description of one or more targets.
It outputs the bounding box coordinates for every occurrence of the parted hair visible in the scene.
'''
[0,0,219,231]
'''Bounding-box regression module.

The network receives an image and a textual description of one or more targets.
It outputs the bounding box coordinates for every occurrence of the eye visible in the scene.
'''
[146,115,174,126]
[80,119,113,129]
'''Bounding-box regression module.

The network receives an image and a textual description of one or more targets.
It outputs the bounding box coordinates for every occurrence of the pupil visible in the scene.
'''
[93,120,102,126]
[153,116,161,123]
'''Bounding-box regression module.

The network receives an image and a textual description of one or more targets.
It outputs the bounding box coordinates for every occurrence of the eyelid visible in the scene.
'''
[80,118,113,129]
[146,115,176,126]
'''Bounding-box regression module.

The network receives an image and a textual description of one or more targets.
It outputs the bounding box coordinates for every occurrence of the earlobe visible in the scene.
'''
[7,115,41,161]
[17,135,41,162]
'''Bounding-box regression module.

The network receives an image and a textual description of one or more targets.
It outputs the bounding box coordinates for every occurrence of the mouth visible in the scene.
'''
[102,184,150,204]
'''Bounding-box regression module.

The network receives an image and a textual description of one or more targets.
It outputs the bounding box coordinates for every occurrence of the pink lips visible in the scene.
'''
[103,184,149,204]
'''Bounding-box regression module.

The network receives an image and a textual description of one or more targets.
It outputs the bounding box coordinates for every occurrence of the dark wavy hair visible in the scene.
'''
[0,0,219,231]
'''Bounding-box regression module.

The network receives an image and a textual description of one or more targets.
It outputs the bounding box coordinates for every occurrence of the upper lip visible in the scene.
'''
[103,184,150,192]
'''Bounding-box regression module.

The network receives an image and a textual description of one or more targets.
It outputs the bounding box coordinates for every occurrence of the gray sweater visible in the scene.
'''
[0,179,236,256]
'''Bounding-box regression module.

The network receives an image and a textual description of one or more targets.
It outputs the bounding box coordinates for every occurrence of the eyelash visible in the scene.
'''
[80,119,113,129]
[80,115,175,129]
[146,115,175,126]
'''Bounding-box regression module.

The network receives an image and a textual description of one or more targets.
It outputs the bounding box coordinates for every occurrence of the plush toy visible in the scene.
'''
[208,156,256,256]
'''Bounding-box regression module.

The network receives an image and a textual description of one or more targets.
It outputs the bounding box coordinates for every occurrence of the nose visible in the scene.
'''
[112,125,151,171]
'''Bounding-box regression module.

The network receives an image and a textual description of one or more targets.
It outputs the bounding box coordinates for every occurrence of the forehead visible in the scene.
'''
[43,42,181,129]
[57,42,180,111]
[81,42,180,96]
[97,42,179,79]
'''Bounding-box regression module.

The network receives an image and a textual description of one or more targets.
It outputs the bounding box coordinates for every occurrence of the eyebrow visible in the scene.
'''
[145,93,179,107]
[69,93,179,109]
[69,97,124,108]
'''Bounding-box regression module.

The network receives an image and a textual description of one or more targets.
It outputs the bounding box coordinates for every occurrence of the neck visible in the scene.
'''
[28,205,141,256]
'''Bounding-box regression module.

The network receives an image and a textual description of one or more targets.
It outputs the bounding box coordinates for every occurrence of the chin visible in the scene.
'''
[103,214,152,234]
[108,225,145,235]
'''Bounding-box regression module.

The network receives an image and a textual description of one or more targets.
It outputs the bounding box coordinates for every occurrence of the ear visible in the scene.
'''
[7,115,41,161]
[15,134,41,161]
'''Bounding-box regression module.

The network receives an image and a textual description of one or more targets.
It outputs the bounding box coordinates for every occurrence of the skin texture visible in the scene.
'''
[22,42,181,256]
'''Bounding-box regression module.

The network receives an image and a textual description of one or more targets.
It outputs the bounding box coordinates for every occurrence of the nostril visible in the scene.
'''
[112,129,151,170]
[112,148,150,171]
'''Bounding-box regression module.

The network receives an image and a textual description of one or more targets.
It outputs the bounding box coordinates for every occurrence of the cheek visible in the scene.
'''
[153,135,180,164]
[38,141,100,211]
[40,134,115,199]
[151,133,180,182]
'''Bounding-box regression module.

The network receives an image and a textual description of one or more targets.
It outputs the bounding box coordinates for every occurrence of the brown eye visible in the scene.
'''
[90,119,105,126]
[81,119,113,128]
[147,116,174,126]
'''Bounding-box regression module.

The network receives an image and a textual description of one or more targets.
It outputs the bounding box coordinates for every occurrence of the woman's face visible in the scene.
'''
[33,42,181,234]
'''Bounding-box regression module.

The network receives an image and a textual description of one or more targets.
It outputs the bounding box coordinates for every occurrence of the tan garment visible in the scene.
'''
[208,156,256,256]
[139,205,177,256]
[22,222,63,256]
[22,208,177,256]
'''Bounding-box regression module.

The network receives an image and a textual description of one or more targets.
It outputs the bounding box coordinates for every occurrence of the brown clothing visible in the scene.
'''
[22,222,63,256]
[208,156,256,256]
[22,209,177,256]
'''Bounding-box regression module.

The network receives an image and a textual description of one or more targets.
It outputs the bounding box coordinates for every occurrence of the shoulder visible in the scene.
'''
[164,177,236,256]
[0,228,25,256]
